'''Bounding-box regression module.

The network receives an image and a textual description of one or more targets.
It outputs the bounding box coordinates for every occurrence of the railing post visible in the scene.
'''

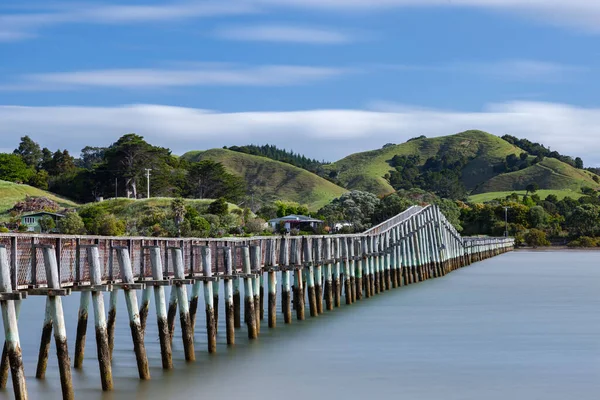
[0,245,27,400]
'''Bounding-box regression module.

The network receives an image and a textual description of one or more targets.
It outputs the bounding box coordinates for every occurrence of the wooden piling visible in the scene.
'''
[341,238,352,304]
[250,245,262,334]
[223,247,235,345]
[171,247,195,361]
[291,239,305,320]
[0,245,27,399]
[86,246,113,391]
[241,246,258,338]
[41,246,74,400]
[384,232,392,290]
[73,291,89,369]
[266,240,277,328]
[279,238,292,324]
[233,275,241,329]
[303,238,318,317]
[348,238,357,302]
[313,238,324,314]
[332,238,341,307]
[323,238,333,310]
[361,237,371,298]
[139,287,151,335]
[0,299,20,390]
[201,247,217,353]
[107,290,117,361]
[213,279,219,335]
[167,282,177,344]
[148,247,172,370]
[35,300,52,380]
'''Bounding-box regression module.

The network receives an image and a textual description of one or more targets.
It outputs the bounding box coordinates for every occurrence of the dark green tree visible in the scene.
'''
[13,136,42,169]
[0,153,34,182]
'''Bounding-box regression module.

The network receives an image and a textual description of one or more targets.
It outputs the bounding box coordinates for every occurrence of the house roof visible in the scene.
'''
[268,214,323,224]
[21,211,65,218]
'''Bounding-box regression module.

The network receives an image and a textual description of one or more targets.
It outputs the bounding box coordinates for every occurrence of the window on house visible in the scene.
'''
[24,217,35,224]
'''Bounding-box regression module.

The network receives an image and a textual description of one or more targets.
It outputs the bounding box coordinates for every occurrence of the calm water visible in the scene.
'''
[2,250,600,399]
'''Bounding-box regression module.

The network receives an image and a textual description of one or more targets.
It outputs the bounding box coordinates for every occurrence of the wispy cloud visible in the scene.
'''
[0,2,257,42]
[247,0,600,33]
[2,101,600,165]
[378,59,584,82]
[213,24,353,44]
[0,64,349,90]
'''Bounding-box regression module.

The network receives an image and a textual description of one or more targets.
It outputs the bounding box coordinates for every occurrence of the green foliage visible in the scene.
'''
[57,211,86,234]
[244,218,267,234]
[38,215,56,233]
[0,154,34,183]
[13,136,42,169]
[524,229,550,247]
[274,200,309,218]
[186,160,245,202]
[318,190,380,231]
[95,213,126,236]
[28,170,49,190]
[0,226,9,233]
[567,236,598,248]
[171,198,186,236]
[207,197,229,216]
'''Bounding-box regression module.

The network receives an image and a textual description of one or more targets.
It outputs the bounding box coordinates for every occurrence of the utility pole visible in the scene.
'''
[115,178,117,199]
[503,206,510,237]
[145,169,152,199]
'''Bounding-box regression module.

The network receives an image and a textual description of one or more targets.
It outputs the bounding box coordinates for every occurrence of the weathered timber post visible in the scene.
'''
[373,236,381,294]
[0,245,27,399]
[189,246,202,333]
[40,246,74,399]
[362,237,371,298]
[241,246,258,338]
[348,238,357,302]
[148,247,173,370]
[85,246,113,391]
[389,229,398,288]
[201,247,217,352]
[291,239,305,320]
[0,300,20,390]
[266,239,277,328]
[167,278,178,344]
[280,238,292,324]
[313,238,324,315]
[303,238,318,317]
[73,290,89,370]
[384,231,392,290]
[171,247,195,361]
[232,248,241,329]
[341,237,352,304]
[400,222,410,285]
[332,238,342,307]
[213,276,220,335]
[223,247,235,345]
[138,242,151,336]
[354,239,363,300]
[323,238,334,310]
[369,236,376,294]
[35,302,52,379]
[250,245,262,333]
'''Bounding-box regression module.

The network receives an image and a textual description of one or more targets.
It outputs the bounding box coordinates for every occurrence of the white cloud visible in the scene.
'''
[245,0,600,33]
[1,64,349,90]
[1,101,599,166]
[378,60,585,82]
[214,24,352,44]
[0,2,257,42]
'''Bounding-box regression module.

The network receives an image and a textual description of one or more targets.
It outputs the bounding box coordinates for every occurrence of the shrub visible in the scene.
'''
[207,198,229,216]
[39,215,56,233]
[524,228,550,248]
[17,224,28,233]
[0,227,9,233]
[245,218,266,234]
[57,212,86,235]
[567,236,599,248]
[96,214,126,236]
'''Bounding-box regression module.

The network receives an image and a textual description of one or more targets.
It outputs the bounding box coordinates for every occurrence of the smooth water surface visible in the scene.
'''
[2,250,599,399]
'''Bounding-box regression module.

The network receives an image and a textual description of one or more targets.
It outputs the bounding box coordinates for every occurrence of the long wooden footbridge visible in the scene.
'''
[0,205,514,399]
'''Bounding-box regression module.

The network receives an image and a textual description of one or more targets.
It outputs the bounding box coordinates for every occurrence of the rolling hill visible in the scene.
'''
[0,180,79,221]
[472,157,600,194]
[326,130,526,196]
[181,148,348,210]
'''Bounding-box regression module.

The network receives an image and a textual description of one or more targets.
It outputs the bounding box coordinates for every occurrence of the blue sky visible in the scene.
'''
[1,1,600,164]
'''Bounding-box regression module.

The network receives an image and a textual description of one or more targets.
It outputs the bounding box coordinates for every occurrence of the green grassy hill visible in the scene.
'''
[0,180,79,221]
[469,189,585,203]
[473,157,600,194]
[181,148,347,210]
[326,130,525,195]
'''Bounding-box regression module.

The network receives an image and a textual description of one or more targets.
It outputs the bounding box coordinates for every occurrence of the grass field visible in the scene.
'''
[182,148,347,210]
[0,180,78,221]
[326,130,525,195]
[78,197,241,217]
[473,157,600,194]
[469,189,585,203]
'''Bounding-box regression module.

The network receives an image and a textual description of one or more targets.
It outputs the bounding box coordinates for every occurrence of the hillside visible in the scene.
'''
[326,130,525,195]
[181,149,347,210]
[473,157,600,194]
[0,180,78,220]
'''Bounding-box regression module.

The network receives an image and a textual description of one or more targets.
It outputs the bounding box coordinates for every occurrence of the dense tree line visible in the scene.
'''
[385,149,470,200]
[2,134,246,204]
[502,135,584,169]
